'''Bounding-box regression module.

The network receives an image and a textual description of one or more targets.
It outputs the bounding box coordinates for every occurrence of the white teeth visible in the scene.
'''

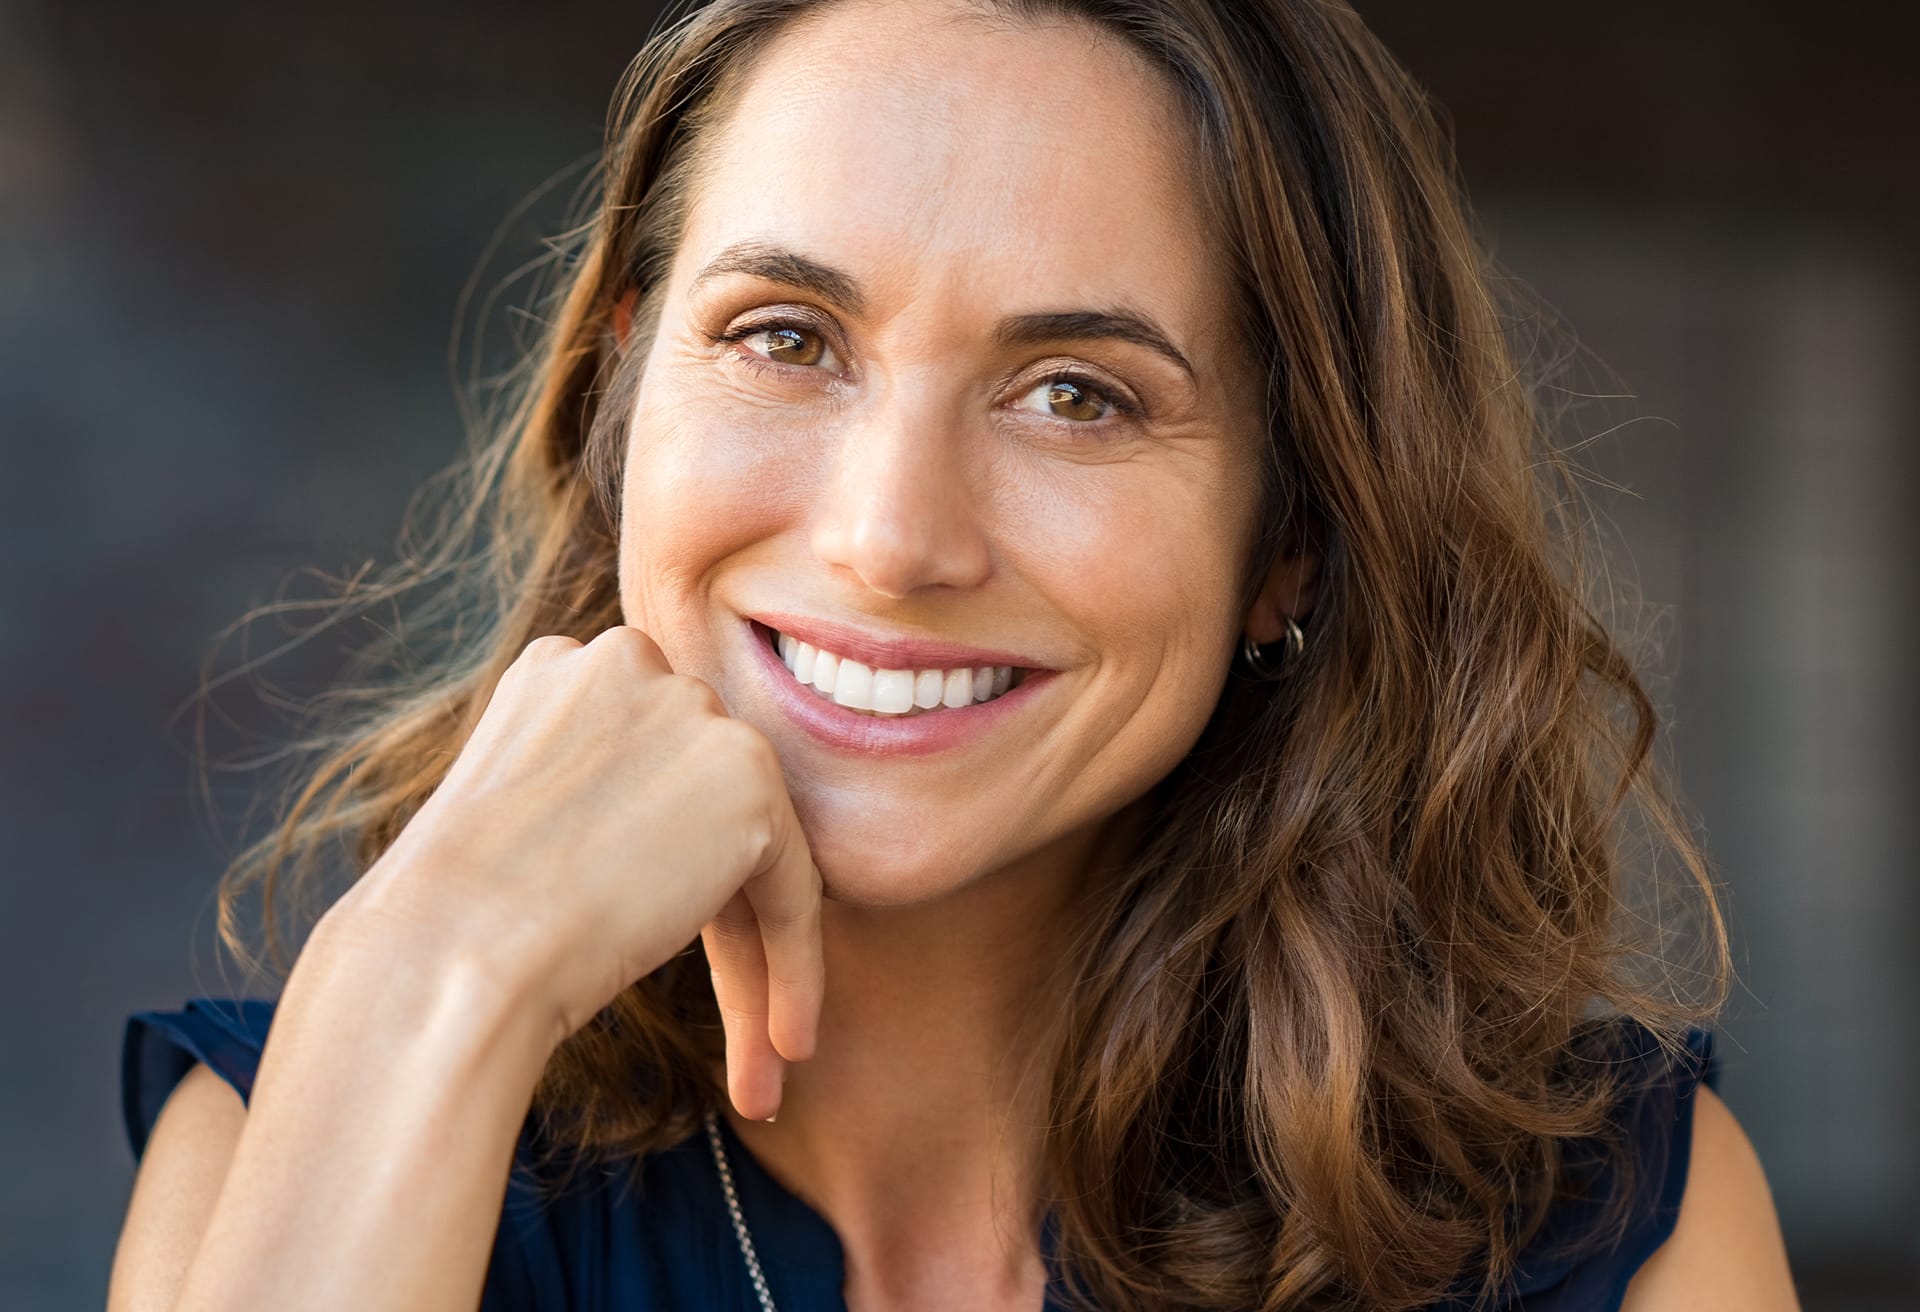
[771,629,1023,716]
[832,658,876,711]
[872,668,916,713]
[913,668,944,709]
[941,667,973,709]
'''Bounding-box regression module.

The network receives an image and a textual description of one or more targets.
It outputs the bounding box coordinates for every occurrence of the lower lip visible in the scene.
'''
[744,620,1055,758]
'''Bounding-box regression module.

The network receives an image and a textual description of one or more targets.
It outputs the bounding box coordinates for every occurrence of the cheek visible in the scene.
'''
[618,382,812,621]
[1005,465,1247,791]
[1015,467,1245,680]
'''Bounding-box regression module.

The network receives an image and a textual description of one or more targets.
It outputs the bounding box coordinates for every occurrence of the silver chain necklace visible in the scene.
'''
[705,1112,1062,1312]
[704,1109,781,1312]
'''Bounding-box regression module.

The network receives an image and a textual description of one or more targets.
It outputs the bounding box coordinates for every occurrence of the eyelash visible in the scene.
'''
[703,316,1145,423]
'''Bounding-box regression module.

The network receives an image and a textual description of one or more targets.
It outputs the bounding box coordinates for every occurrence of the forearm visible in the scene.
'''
[171,900,557,1312]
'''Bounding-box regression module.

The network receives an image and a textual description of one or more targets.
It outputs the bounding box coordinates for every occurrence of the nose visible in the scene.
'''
[808,389,993,599]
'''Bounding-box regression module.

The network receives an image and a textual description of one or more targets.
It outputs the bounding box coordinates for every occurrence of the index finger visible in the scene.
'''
[741,792,824,1065]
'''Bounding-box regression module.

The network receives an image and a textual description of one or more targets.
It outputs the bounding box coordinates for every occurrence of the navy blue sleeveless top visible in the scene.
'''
[121,997,1717,1310]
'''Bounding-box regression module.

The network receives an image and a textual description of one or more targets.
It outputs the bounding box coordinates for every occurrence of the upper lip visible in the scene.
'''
[748,612,1049,672]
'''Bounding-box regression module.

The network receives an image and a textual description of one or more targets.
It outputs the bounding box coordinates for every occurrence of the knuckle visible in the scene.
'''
[732,718,783,774]
[716,999,768,1029]
[520,633,581,661]
[697,701,740,733]
[713,724,785,828]
[590,624,666,666]
[704,912,760,952]
[661,672,725,716]
[764,963,819,998]
[754,900,818,939]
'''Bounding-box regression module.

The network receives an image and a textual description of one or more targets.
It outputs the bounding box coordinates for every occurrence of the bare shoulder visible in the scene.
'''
[1619,1085,1801,1311]
[107,1061,249,1312]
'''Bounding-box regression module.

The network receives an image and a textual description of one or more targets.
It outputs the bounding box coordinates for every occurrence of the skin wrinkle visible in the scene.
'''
[201,1,1758,1307]
[690,239,1206,394]
[610,1,1286,1304]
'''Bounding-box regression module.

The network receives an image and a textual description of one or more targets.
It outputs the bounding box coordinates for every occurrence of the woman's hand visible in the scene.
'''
[336,624,822,1122]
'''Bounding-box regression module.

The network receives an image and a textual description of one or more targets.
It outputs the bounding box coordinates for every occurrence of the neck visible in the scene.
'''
[721,803,1144,1305]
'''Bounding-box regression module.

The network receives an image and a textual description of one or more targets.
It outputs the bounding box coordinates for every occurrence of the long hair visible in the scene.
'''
[202,2,1730,1308]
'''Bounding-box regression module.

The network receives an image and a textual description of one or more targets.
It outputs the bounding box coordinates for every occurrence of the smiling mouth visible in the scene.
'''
[755,621,1030,717]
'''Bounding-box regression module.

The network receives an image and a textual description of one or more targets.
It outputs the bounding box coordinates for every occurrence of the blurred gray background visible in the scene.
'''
[3,2,1914,1307]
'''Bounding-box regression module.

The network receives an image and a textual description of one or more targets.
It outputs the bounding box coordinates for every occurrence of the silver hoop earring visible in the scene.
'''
[1239,617,1305,680]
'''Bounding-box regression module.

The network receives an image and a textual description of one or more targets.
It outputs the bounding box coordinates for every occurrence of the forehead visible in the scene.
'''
[681,0,1226,342]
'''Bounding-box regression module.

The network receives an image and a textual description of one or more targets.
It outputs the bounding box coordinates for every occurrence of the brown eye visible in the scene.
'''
[1016,374,1129,423]
[741,323,834,369]
[1048,380,1104,421]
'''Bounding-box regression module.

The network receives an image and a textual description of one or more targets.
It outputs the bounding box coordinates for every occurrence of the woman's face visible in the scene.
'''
[619,0,1271,907]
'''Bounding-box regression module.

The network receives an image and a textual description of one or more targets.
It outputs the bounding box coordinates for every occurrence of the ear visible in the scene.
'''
[612,287,639,348]
[1242,518,1322,645]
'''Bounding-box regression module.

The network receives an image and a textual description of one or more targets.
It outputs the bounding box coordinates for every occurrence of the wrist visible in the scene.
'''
[300,877,565,1084]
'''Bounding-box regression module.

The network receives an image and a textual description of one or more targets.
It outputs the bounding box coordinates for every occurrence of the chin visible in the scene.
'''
[816,870,953,910]
[801,814,985,910]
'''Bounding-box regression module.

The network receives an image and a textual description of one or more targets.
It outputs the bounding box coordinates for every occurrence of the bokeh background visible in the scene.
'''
[4,2,1914,1307]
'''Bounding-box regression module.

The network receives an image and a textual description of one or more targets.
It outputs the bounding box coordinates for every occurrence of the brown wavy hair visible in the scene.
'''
[200,1,1731,1308]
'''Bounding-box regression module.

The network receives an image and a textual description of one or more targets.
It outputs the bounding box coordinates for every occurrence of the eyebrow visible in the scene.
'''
[688,239,1197,383]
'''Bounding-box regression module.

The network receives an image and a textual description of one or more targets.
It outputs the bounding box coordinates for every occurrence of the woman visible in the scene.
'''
[108,1,1799,1309]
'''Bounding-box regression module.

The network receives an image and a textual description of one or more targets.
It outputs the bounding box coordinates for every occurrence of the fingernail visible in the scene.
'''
[764,1113,777,1123]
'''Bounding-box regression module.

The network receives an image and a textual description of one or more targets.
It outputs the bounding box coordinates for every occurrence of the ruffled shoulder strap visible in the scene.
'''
[1500,1022,1722,1310]
[121,996,279,1159]
[117,994,575,1311]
